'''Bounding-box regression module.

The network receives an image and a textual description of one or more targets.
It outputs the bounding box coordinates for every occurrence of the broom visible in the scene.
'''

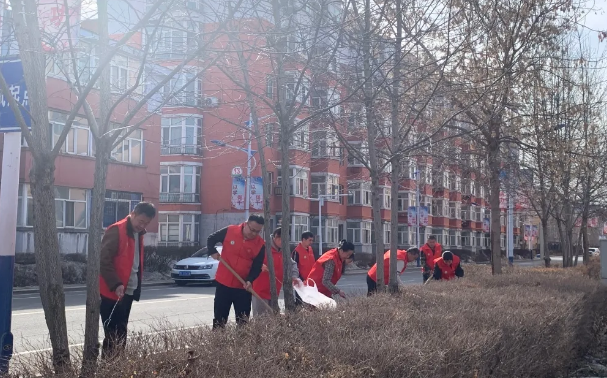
[217,255,275,313]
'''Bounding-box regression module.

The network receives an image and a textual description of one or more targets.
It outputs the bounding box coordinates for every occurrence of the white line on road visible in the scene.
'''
[13,295,215,316]
[12,286,187,300]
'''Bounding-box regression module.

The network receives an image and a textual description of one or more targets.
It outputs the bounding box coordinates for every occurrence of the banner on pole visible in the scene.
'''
[249,176,263,210]
[231,176,245,210]
[532,225,538,238]
[419,206,429,226]
[407,206,417,227]
[524,225,531,241]
[499,192,507,210]
[482,218,490,233]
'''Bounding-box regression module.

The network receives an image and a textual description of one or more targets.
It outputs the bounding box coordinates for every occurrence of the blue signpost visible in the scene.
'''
[0,58,30,374]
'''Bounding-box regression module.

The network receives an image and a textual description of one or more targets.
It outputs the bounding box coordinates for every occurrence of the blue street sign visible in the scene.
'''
[0,59,31,132]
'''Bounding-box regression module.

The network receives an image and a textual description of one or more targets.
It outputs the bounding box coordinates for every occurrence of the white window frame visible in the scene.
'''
[51,111,93,157]
[110,56,129,92]
[347,141,369,167]
[449,201,461,219]
[111,128,144,165]
[348,181,372,207]
[311,173,340,201]
[397,225,410,246]
[383,222,391,244]
[164,71,203,107]
[277,167,309,198]
[159,213,201,244]
[292,214,310,241]
[379,187,391,209]
[312,217,339,245]
[432,199,448,217]
[160,164,201,201]
[311,130,340,159]
[161,116,202,153]
[54,186,89,229]
[290,123,310,150]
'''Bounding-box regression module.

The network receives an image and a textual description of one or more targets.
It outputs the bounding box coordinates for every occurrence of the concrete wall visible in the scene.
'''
[15,230,159,254]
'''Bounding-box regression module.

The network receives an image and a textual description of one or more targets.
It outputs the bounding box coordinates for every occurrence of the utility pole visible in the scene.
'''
[245,114,253,221]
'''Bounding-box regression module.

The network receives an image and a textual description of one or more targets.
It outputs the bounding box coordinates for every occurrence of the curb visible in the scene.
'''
[13,280,175,295]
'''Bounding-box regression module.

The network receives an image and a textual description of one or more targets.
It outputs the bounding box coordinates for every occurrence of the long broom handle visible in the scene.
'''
[217,255,275,313]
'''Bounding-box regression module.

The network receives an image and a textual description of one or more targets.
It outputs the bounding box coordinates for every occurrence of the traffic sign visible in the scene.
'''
[231,166,243,177]
[0,59,31,132]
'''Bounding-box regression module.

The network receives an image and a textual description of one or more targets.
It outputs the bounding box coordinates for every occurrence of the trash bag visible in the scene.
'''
[293,278,337,309]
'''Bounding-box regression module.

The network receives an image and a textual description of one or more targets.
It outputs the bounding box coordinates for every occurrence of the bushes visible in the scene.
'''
[10,267,607,378]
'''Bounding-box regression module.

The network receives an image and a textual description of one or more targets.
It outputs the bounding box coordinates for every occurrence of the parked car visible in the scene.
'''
[171,246,221,286]
[589,248,601,257]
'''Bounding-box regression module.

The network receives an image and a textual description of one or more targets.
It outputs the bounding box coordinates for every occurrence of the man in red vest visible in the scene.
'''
[367,248,420,295]
[292,231,315,306]
[307,240,355,298]
[207,214,265,328]
[99,202,156,359]
[421,235,442,283]
[433,251,464,281]
[252,227,300,316]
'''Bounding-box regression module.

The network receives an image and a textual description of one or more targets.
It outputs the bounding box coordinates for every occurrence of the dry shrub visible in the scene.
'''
[8,268,607,378]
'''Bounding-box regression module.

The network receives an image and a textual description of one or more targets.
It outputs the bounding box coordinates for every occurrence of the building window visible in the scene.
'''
[265,123,276,147]
[311,174,340,200]
[346,220,372,244]
[111,128,143,164]
[397,225,409,245]
[277,167,309,197]
[449,201,461,219]
[53,186,88,229]
[161,116,202,155]
[422,195,432,216]
[383,222,391,244]
[380,187,391,209]
[449,230,457,247]
[164,72,203,107]
[401,160,417,179]
[432,199,448,217]
[311,130,340,158]
[284,71,310,104]
[397,192,415,212]
[103,190,142,227]
[311,217,339,245]
[290,124,309,150]
[348,181,372,206]
[159,213,200,245]
[157,21,201,58]
[50,111,92,156]
[77,44,99,85]
[450,174,461,192]
[266,76,275,98]
[110,57,129,92]
[347,142,369,167]
[160,165,201,203]
[434,170,450,189]
[292,215,309,240]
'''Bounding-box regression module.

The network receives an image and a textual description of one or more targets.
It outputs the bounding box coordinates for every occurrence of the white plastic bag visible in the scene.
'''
[293,279,337,309]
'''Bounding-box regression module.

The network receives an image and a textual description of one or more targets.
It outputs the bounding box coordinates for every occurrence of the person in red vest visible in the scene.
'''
[99,202,156,359]
[366,248,420,295]
[307,240,355,298]
[207,214,266,329]
[252,227,300,316]
[433,251,464,281]
[292,231,315,306]
[421,235,442,283]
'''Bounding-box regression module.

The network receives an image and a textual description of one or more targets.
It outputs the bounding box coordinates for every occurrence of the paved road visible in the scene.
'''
[11,269,424,356]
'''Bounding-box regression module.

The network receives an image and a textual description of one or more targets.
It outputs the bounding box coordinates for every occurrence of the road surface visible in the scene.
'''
[11,269,424,356]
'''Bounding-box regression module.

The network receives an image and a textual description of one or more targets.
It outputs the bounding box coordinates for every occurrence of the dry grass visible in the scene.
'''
[8,266,607,378]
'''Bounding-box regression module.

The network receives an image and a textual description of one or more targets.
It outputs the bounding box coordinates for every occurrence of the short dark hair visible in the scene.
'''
[407,247,420,256]
[301,231,314,240]
[248,214,265,225]
[338,239,355,253]
[133,202,156,218]
[428,235,437,241]
[273,227,281,237]
[442,251,454,261]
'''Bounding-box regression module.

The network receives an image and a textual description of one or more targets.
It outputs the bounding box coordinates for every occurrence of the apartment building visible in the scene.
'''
[0,17,160,254]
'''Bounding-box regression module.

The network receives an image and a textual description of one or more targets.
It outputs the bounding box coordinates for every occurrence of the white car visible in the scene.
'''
[589,248,601,257]
[171,246,222,286]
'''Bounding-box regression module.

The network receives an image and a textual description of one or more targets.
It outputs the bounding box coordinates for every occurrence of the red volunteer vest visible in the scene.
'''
[307,248,343,297]
[368,250,408,285]
[99,217,145,301]
[434,255,461,281]
[252,246,284,300]
[421,243,442,272]
[215,223,265,289]
[293,243,315,279]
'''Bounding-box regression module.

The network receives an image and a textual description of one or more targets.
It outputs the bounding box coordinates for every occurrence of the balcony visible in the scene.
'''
[161,144,202,156]
[159,192,200,203]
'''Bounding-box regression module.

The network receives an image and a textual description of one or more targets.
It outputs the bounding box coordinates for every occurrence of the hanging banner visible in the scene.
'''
[419,206,429,226]
[231,176,245,210]
[37,0,82,51]
[575,217,600,228]
[603,222,607,236]
[524,225,531,241]
[0,60,30,131]
[482,218,490,233]
[249,176,263,210]
[532,225,538,238]
[499,192,507,210]
[407,206,417,227]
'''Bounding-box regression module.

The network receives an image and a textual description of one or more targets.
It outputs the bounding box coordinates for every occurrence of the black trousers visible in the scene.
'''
[366,275,377,296]
[423,272,431,283]
[100,294,134,359]
[213,282,252,329]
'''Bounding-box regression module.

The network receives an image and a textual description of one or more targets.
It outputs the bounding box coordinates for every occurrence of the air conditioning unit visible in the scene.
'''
[204,96,220,107]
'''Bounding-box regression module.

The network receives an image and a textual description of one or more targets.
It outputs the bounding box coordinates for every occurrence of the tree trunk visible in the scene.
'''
[279,125,295,311]
[541,218,550,267]
[388,0,402,294]
[29,159,71,371]
[488,142,502,274]
[81,148,110,373]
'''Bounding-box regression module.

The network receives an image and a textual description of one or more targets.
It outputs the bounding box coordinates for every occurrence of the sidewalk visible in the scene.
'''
[13,280,175,295]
